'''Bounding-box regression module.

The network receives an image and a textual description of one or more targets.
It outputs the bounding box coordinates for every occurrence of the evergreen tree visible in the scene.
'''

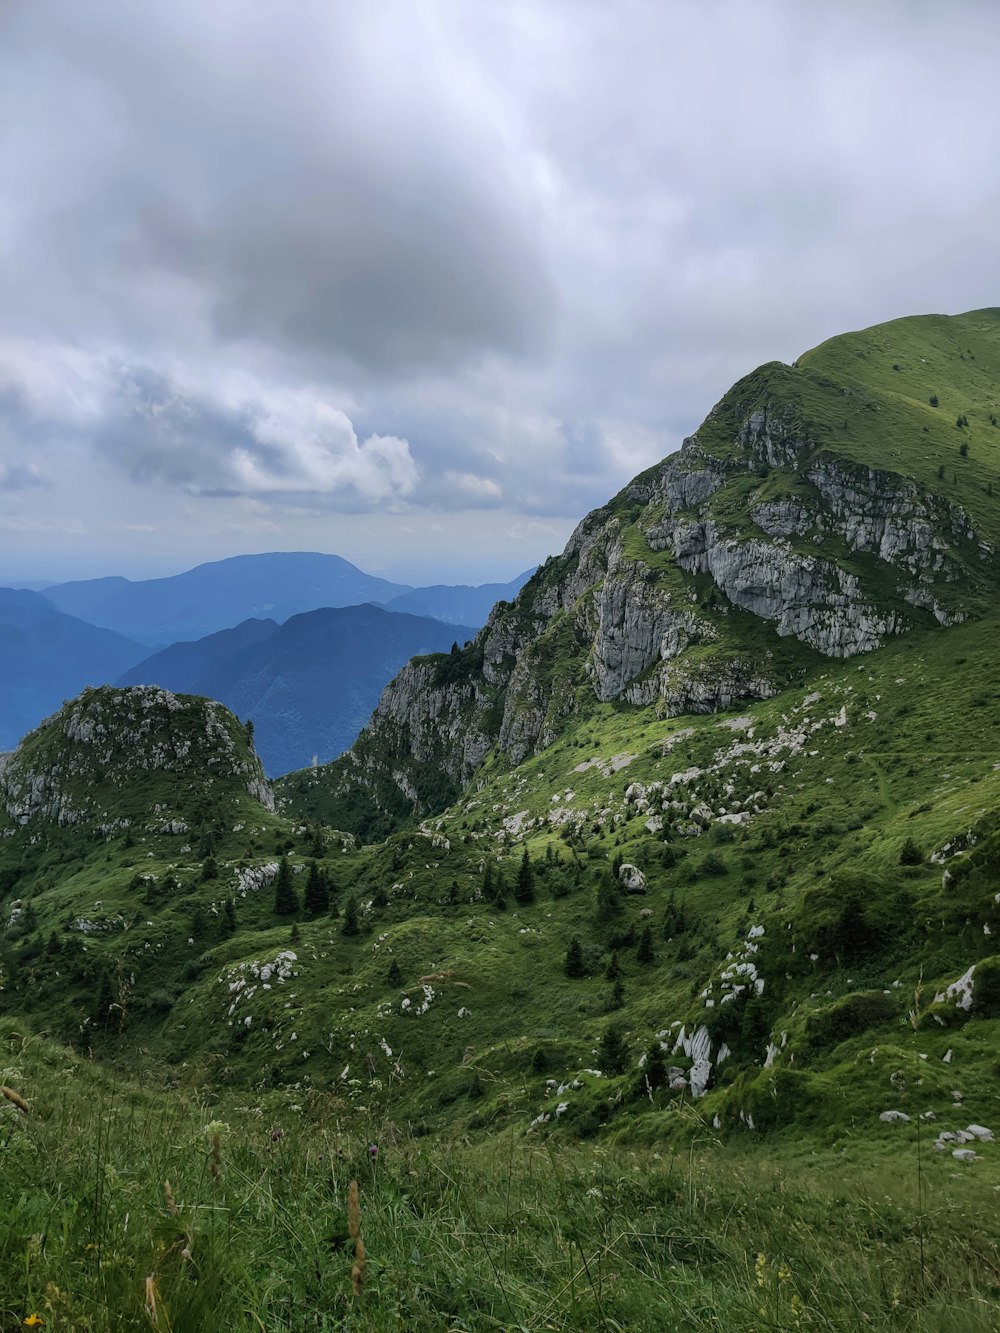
[596,873,623,921]
[482,863,494,898]
[341,895,360,936]
[637,925,655,965]
[530,1047,548,1074]
[564,936,586,978]
[93,970,116,1026]
[303,861,329,915]
[224,898,237,933]
[514,848,535,904]
[599,1022,628,1075]
[609,977,625,1010]
[273,856,299,915]
[605,950,623,981]
[200,855,218,882]
[387,958,403,986]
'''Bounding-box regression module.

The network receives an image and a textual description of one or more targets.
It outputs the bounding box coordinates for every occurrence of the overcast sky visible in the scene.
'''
[1,0,999,586]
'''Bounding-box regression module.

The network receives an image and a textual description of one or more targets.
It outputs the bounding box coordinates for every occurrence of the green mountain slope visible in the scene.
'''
[278,308,1000,841]
[1,311,999,1331]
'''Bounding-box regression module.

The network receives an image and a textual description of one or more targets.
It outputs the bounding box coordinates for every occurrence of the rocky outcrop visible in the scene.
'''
[290,321,995,834]
[0,686,273,830]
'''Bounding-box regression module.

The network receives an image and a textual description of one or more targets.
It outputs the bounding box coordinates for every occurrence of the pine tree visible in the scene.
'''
[609,977,625,1010]
[201,855,218,882]
[596,873,623,921]
[341,895,360,936]
[514,848,535,904]
[564,936,586,977]
[273,856,299,915]
[599,1022,628,1075]
[387,958,403,986]
[482,863,494,898]
[637,925,655,965]
[303,861,329,915]
[224,898,237,933]
[605,950,622,981]
[93,970,116,1026]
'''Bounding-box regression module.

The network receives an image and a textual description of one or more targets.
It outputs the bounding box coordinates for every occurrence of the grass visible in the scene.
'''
[4,307,1000,1327]
[2,1019,998,1331]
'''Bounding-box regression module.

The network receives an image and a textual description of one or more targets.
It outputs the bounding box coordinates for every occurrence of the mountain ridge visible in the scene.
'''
[279,307,1000,840]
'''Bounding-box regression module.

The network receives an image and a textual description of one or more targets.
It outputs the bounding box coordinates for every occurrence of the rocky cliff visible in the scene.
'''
[279,309,999,838]
[0,685,273,836]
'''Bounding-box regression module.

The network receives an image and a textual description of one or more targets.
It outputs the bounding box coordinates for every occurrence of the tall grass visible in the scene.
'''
[1,1020,998,1331]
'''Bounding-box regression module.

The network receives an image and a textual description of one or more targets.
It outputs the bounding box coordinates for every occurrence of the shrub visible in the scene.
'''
[898,837,923,866]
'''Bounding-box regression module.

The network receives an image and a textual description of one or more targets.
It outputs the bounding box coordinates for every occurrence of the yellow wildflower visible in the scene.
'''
[24,1317,45,1328]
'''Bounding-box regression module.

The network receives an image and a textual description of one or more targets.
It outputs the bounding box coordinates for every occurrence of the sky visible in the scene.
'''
[1,0,999,588]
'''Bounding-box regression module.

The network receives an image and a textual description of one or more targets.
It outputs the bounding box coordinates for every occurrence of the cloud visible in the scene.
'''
[1,0,1000,580]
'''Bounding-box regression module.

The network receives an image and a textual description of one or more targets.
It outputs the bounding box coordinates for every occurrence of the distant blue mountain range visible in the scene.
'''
[0,588,145,750]
[43,551,533,644]
[118,604,478,777]
[1,551,533,764]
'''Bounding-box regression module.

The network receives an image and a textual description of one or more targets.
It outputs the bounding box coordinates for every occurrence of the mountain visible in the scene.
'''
[2,309,1000,1328]
[116,617,281,693]
[0,587,146,750]
[0,683,273,837]
[43,551,414,644]
[281,307,1000,839]
[384,568,536,624]
[118,604,477,777]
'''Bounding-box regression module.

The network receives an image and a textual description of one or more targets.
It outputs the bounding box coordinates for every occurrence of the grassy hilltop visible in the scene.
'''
[1,309,999,1329]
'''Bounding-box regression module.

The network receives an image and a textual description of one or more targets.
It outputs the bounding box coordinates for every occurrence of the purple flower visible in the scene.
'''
[270,1127,284,1142]
[368,1143,379,1157]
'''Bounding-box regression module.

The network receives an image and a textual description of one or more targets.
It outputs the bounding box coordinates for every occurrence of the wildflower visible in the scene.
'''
[755,1252,767,1288]
[778,1262,792,1283]
[368,1143,378,1158]
[270,1127,284,1142]
[23,1318,45,1328]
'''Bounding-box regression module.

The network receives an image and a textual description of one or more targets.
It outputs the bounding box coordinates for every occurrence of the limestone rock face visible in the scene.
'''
[304,334,993,833]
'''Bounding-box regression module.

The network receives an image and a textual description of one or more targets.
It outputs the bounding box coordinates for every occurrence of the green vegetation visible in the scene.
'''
[3,309,1000,1326]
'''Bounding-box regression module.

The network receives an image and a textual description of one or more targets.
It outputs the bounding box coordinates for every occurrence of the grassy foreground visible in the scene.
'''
[2,1021,998,1332]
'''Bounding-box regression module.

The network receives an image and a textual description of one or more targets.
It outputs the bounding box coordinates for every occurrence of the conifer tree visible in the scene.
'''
[224,898,237,933]
[564,936,586,977]
[303,861,329,915]
[514,848,535,904]
[599,1022,628,1075]
[341,894,360,936]
[273,856,299,915]
[596,872,623,921]
[387,958,403,986]
[637,925,655,965]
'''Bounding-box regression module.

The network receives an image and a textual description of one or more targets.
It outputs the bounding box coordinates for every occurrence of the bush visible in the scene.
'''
[898,837,923,866]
